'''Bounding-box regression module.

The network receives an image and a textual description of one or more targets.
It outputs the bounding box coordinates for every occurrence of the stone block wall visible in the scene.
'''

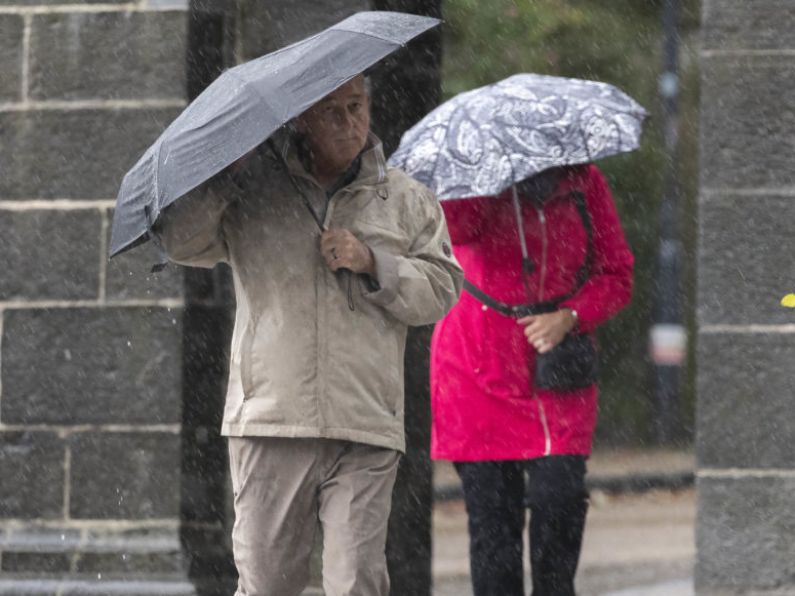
[697,0,795,592]
[0,1,193,593]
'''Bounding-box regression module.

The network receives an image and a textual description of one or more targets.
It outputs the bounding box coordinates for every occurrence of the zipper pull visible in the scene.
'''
[347,271,355,311]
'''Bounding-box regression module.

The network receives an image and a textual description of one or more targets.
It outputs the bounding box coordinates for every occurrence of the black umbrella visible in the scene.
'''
[109,11,439,258]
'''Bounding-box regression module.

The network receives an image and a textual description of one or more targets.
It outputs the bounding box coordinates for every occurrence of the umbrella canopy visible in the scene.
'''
[110,11,439,258]
[388,73,647,201]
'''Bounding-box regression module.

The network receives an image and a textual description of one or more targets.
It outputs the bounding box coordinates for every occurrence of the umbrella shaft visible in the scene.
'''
[511,186,529,260]
[266,139,326,231]
[511,185,535,302]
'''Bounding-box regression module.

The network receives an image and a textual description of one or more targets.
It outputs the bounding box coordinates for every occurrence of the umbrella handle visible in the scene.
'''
[511,185,529,260]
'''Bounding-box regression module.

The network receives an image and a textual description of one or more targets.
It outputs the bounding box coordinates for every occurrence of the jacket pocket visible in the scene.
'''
[239,318,258,399]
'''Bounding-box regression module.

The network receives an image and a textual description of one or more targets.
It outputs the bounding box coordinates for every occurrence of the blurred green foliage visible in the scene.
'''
[440,0,701,446]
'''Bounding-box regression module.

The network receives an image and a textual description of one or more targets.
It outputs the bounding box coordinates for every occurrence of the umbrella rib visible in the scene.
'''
[152,142,162,213]
[225,69,276,116]
[333,27,409,46]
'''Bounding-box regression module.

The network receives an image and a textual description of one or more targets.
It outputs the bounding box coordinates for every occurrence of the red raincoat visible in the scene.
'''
[430,164,634,462]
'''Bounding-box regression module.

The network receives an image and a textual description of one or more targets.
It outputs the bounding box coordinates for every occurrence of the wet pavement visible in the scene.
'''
[432,449,696,595]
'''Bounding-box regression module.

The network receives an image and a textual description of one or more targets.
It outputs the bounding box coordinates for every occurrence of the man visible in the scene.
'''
[155,74,463,596]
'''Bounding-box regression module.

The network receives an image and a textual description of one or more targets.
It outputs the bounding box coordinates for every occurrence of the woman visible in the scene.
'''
[431,164,634,596]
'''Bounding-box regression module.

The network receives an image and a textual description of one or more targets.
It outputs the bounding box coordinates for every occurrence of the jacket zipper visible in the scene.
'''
[535,205,552,456]
[324,188,358,310]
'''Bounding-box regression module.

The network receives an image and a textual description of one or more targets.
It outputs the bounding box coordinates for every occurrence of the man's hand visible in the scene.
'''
[517,309,577,354]
[320,229,376,275]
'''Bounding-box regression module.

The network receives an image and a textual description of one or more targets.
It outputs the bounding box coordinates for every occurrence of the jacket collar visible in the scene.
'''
[277,131,388,191]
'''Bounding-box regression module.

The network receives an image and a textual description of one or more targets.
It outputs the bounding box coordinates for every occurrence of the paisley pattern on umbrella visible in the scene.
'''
[388,74,647,201]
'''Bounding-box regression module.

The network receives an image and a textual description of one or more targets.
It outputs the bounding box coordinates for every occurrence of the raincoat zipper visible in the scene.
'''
[535,205,552,456]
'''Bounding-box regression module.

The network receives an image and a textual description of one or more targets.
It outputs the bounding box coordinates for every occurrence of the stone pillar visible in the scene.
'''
[179,4,238,596]
[0,1,194,594]
[696,1,795,593]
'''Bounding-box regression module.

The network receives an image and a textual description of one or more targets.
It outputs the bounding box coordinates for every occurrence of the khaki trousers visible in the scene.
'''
[228,436,400,596]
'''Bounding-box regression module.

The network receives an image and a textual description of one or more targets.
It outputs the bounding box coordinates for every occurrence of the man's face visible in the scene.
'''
[297,75,371,178]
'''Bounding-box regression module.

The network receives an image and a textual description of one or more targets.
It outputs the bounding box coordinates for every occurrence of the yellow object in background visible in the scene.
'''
[781,294,795,308]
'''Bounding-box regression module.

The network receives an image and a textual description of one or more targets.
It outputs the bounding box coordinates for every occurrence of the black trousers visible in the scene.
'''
[455,456,588,596]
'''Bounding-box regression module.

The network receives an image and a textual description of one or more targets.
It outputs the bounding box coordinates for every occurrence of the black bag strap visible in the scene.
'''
[571,190,593,290]
[463,280,560,317]
[464,190,593,318]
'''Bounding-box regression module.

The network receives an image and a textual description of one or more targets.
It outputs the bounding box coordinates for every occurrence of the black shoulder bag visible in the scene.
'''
[463,191,597,391]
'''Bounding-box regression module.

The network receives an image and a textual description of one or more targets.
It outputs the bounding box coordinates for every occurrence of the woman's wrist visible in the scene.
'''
[563,308,579,333]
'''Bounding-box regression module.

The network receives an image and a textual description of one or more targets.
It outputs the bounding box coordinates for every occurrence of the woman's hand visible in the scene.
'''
[517,309,577,353]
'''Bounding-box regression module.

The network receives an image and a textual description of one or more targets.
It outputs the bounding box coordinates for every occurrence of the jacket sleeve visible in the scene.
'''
[152,173,237,268]
[362,186,464,326]
[560,165,634,333]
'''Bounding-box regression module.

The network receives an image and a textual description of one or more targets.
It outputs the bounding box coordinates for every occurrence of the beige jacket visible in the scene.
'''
[156,134,462,452]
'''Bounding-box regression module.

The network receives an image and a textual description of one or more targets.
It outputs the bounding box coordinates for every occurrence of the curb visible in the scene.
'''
[434,471,694,502]
[0,579,196,596]
[587,471,694,495]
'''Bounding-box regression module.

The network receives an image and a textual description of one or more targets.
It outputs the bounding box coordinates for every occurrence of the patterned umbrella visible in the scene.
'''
[388,73,647,200]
